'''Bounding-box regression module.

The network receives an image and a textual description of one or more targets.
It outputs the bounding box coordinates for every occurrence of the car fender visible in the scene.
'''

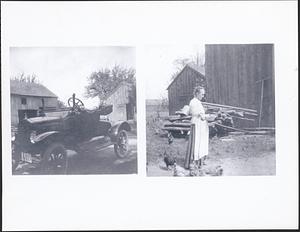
[108,121,131,142]
[33,131,62,143]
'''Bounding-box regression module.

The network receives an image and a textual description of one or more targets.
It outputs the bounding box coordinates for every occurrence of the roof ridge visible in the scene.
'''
[166,63,205,90]
[103,81,132,100]
[10,79,57,98]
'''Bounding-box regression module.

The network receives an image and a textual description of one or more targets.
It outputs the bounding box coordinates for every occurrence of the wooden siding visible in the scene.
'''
[205,44,275,128]
[105,84,131,122]
[168,66,205,115]
[11,95,58,125]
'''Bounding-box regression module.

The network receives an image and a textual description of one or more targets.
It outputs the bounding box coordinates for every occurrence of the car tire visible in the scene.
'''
[41,142,67,174]
[114,130,129,158]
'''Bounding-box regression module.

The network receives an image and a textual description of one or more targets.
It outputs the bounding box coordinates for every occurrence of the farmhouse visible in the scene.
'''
[205,44,275,128]
[10,80,58,125]
[167,63,205,115]
[105,81,136,122]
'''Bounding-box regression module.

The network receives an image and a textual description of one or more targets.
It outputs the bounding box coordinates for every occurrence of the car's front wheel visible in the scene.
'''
[114,130,129,158]
[41,143,67,174]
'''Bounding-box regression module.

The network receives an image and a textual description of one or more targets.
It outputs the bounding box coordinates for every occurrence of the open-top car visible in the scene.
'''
[12,94,131,174]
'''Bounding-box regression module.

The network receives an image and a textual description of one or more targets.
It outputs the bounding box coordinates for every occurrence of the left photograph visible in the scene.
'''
[10,47,137,175]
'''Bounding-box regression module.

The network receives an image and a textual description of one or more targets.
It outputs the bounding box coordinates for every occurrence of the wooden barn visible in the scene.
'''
[105,82,136,122]
[167,63,205,115]
[10,80,58,125]
[205,44,275,128]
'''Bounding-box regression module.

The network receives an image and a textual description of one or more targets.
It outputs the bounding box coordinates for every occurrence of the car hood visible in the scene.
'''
[25,116,62,124]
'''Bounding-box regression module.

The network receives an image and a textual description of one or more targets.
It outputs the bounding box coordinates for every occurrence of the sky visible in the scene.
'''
[10,45,205,105]
[144,44,205,100]
[10,47,135,109]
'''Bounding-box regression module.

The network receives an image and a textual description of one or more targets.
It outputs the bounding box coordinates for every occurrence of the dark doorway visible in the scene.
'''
[18,109,38,122]
[126,103,134,120]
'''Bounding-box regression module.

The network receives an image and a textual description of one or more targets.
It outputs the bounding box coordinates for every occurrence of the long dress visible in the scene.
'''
[184,97,209,168]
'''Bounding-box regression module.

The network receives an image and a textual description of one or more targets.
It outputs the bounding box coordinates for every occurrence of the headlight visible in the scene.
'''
[11,136,15,142]
[30,131,37,143]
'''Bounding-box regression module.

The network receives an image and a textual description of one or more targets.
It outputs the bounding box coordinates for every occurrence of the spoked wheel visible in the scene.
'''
[67,96,84,112]
[41,143,67,174]
[114,130,129,158]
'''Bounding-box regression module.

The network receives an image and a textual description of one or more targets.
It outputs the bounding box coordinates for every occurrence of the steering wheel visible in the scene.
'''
[68,96,84,111]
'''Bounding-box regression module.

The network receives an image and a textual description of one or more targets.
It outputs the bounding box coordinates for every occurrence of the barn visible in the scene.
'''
[104,81,136,122]
[205,44,275,128]
[10,80,58,125]
[167,63,205,115]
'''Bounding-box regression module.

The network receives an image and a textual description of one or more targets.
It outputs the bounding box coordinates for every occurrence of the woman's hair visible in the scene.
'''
[193,86,205,96]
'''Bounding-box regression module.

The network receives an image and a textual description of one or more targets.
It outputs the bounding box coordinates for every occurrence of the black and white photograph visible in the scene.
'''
[2,1,298,231]
[146,44,276,176]
[10,47,137,175]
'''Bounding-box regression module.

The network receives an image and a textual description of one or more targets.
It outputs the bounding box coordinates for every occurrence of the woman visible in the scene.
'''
[185,86,209,169]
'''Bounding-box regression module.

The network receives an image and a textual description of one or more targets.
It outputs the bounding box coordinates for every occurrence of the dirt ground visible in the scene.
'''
[146,117,276,176]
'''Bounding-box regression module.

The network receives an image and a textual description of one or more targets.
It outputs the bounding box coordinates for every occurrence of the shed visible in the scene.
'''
[104,82,136,122]
[205,44,275,128]
[167,63,205,115]
[10,80,58,125]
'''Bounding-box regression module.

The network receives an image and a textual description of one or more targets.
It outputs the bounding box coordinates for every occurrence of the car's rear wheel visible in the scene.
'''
[114,130,129,158]
[41,143,67,174]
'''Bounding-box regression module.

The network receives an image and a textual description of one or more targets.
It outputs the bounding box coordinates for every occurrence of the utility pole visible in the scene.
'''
[256,77,271,127]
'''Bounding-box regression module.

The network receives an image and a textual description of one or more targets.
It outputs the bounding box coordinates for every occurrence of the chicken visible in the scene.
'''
[209,125,218,138]
[189,164,205,176]
[173,163,190,176]
[163,150,176,170]
[204,165,223,176]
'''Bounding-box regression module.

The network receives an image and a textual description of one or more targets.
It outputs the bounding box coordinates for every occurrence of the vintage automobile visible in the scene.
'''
[12,94,132,174]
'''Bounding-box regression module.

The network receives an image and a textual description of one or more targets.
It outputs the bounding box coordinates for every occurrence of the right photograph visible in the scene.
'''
[146,44,275,177]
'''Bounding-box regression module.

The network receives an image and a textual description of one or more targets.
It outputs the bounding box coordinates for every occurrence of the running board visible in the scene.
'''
[78,136,114,152]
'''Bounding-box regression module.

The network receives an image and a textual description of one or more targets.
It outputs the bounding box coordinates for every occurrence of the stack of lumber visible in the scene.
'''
[162,102,276,136]
[202,102,258,121]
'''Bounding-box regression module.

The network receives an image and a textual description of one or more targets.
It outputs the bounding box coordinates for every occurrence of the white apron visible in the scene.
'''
[189,97,209,160]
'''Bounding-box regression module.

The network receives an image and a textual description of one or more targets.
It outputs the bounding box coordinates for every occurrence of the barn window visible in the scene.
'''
[41,98,45,106]
[21,97,27,105]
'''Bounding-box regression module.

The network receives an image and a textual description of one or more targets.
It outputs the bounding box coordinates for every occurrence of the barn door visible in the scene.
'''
[126,103,134,120]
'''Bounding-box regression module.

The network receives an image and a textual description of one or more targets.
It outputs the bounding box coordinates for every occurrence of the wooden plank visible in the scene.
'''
[214,123,274,135]
[164,125,190,129]
[230,115,255,121]
[242,127,275,131]
[202,102,257,113]
[162,127,190,131]
[244,112,259,117]
[214,122,250,133]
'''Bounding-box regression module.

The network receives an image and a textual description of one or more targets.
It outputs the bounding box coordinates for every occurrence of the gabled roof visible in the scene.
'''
[103,81,132,100]
[186,63,205,75]
[166,63,205,90]
[10,80,57,98]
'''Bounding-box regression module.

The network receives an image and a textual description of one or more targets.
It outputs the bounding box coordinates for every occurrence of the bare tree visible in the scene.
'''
[171,51,205,81]
[11,73,40,84]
